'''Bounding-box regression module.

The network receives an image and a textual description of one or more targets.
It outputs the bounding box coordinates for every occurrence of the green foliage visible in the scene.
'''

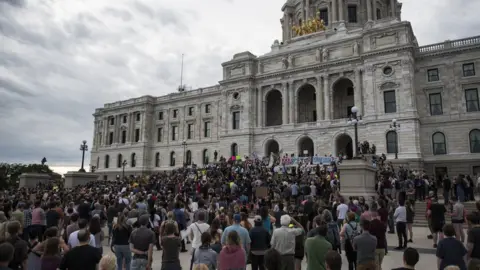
[0,163,53,189]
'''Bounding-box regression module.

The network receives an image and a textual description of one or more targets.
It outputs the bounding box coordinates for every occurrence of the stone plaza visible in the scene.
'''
[90,0,480,180]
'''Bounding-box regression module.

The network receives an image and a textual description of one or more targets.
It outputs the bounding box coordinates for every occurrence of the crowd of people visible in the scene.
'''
[0,157,479,270]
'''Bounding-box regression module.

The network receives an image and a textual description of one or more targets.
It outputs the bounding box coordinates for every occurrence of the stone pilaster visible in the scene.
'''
[367,0,372,21]
[338,0,344,22]
[288,82,294,124]
[332,0,337,23]
[282,82,289,124]
[257,87,262,127]
[373,0,377,20]
[224,93,229,131]
[390,0,396,18]
[354,68,363,116]
[323,75,330,120]
[316,76,324,121]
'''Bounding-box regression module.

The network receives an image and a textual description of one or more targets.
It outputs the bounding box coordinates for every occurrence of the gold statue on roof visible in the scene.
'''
[292,11,326,37]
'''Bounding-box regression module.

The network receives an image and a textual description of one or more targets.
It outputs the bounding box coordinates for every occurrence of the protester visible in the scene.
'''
[305,220,331,270]
[218,231,246,270]
[59,229,102,270]
[192,232,217,270]
[392,247,419,270]
[249,215,271,270]
[436,224,467,270]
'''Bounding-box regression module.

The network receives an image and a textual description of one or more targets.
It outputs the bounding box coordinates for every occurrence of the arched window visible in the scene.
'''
[155,152,160,167]
[186,150,192,165]
[470,129,480,153]
[170,151,176,167]
[231,143,238,157]
[105,155,110,169]
[386,131,398,154]
[117,154,123,168]
[131,153,136,167]
[432,132,447,155]
[203,149,209,165]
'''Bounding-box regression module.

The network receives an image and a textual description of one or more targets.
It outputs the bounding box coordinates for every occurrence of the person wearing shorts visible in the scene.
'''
[429,198,446,248]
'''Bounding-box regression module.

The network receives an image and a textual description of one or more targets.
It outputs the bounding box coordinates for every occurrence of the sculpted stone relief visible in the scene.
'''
[229,64,246,78]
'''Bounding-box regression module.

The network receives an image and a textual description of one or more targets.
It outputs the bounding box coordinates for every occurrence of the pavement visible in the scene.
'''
[102,226,442,270]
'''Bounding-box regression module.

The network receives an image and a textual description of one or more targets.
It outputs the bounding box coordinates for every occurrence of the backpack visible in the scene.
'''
[326,223,340,248]
[346,223,360,246]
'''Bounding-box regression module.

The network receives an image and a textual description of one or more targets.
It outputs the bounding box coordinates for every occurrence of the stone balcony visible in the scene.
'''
[417,36,480,55]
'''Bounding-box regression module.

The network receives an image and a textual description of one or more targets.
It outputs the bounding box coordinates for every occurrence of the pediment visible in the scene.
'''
[380,81,400,90]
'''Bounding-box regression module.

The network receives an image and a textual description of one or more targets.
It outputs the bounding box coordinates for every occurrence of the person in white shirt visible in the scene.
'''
[68,219,96,248]
[336,197,349,227]
[187,211,210,251]
[393,200,407,250]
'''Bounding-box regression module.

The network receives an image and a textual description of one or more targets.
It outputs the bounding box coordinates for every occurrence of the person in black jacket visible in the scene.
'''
[249,215,271,270]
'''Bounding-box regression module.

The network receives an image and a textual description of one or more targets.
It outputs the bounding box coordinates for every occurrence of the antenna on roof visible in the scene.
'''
[178,54,185,92]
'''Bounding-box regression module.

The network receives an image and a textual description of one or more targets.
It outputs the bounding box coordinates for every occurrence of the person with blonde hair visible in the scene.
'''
[99,255,116,270]
[111,212,132,270]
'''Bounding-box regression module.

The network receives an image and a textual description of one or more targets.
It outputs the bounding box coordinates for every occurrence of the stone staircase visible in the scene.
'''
[413,201,477,227]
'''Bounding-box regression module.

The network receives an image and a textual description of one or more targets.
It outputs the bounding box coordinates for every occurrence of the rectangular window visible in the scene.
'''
[187,124,194,139]
[429,93,443,115]
[204,121,211,138]
[463,63,476,77]
[173,109,178,118]
[109,117,114,125]
[158,111,163,120]
[188,107,194,116]
[347,6,357,23]
[121,130,126,143]
[135,129,140,142]
[136,113,141,121]
[319,9,328,25]
[465,88,480,112]
[122,115,127,124]
[172,126,178,141]
[108,132,114,145]
[157,128,163,142]
[384,90,397,113]
[232,112,240,130]
[205,104,211,114]
[427,68,440,82]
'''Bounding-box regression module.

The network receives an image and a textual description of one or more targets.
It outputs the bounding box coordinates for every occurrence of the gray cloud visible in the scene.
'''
[0,0,478,169]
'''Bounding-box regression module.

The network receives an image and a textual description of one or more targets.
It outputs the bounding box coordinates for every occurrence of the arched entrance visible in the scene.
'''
[336,134,353,159]
[265,140,280,157]
[332,78,355,119]
[298,136,314,157]
[265,90,283,126]
[297,84,316,123]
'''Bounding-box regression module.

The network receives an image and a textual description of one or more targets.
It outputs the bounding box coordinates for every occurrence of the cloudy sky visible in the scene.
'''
[1,0,478,174]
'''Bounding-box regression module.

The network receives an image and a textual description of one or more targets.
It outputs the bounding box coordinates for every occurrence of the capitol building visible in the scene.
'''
[91,0,480,180]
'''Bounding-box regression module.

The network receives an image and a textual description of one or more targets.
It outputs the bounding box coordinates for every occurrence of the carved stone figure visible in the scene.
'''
[322,48,329,62]
[287,55,293,68]
[353,41,359,56]
[315,48,321,62]
[282,56,288,69]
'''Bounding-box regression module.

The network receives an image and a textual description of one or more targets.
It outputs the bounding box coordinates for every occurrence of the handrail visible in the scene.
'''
[417,36,480,54]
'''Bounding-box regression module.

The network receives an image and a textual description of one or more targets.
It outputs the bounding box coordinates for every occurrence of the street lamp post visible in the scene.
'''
[389,119,400,159]
[121,160,127,180]
[182,141,187,166]
[347,106,363,157]
[79,140,88,172]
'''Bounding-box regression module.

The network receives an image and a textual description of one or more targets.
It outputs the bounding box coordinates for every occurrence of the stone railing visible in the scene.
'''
[417,36,480,54]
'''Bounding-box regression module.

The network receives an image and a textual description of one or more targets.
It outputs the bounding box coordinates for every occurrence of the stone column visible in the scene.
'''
[316,76,324,121]
[301,0,306,21]
[354,68,363,116]
[305,0,310,19]
[367,0,372,21]
[196,104,201,139]
[288,82,294,124]
[332,0,337,23]
[224,93,229,131]
[338,0,344,22]
[373,0,377,20]
[103,117,108,146]
[257,88,262,127]
[282,82,289,124]
[390,0,396,18]
[323,75,330,120]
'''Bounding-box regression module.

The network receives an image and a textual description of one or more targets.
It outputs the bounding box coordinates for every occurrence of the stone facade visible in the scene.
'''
[90,0,480,181]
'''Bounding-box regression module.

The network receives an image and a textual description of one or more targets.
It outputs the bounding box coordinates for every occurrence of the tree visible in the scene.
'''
[0,163,53,189]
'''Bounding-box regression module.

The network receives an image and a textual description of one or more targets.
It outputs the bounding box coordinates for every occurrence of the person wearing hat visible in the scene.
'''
[220,214,251,254]
[249,215,271,270]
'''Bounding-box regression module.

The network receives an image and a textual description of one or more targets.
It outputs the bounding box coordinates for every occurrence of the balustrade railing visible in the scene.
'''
[417,36,480,54]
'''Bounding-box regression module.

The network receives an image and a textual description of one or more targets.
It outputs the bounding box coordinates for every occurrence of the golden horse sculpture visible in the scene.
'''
[292,12,327,37]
